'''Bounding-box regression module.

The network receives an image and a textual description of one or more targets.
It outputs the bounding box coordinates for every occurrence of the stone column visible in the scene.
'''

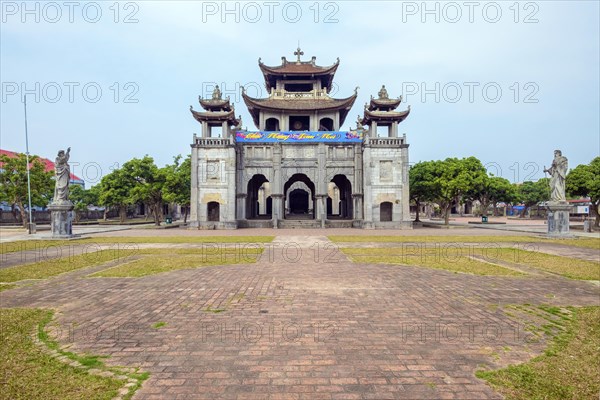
[316,143,327,223]
[272,144,283,225]
[400,144,412,229]
[362,144,374,228]
[189,141,199,228]
[222,121,228,138]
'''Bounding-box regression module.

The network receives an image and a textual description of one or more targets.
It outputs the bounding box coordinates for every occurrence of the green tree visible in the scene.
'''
[69,185,99,223]
[163,155,191,223]
[122,156,166,226]
[567,157,600,227]
[471,175,519,216]
[517,178,549,217]
[97,168,134,223]
[0,153,53,228]
[430,157,488,225]
[409,161,437,222]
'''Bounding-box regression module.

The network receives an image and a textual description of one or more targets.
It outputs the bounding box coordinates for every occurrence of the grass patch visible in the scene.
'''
[329,235,600,250]
[0,283,17,292]
[151,322,166,329]
[341,247,524,276]
[477,306,600,400]
[492,249,600,280]
[0,249,131,283]
[0,308,133,400]
[0,236,274,255]
[91,248,264,278]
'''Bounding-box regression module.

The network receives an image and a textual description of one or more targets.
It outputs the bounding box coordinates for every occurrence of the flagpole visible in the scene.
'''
[24,95,34,234]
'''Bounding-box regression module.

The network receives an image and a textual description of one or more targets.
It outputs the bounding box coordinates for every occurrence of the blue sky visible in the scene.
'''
[1,0,598,187]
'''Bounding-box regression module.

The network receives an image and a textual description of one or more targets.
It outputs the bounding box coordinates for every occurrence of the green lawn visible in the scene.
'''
[477,306,600,400]
[91,247,264,278]
[341,247,524,276]
[329,235,600,250]
[1,246,265,283]
[492,249,600,280]
[0,250,129,283]
[0,236,275,255]
[0,308,131,400]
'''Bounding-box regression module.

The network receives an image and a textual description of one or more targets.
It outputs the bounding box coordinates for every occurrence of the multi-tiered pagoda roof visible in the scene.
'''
[360,85,410,126]
[190,85,240,125]
[242,48,357,128]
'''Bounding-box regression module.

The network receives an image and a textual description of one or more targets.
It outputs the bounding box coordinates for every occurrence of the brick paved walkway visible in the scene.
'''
[1,235,599,399]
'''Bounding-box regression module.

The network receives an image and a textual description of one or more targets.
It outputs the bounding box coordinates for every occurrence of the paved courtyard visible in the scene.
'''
[1,229,599,399]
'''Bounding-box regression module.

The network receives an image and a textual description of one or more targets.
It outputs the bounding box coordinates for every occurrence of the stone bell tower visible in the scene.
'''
[189,86,240,229]
[359,86,412,228]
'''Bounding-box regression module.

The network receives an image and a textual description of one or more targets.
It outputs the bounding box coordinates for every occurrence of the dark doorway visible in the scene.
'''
[265,118,279,131]
[289,189,309,214]
[266,197,272,215]
[326,197,333,215]
[380,202,393,222]
[284,173,316,219]
[289,116,310,131]
[319,118,334,131]
[207,202,220,222]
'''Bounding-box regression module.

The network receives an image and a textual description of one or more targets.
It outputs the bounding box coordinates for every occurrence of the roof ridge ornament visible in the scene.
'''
[378,85,389,99]
[212,85,222,100]
[294,46,304,63]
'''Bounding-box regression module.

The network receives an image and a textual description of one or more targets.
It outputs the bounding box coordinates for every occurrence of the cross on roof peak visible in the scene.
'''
[294,46,304,62]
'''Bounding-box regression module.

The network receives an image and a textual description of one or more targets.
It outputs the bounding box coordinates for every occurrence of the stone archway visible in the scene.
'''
[284,174,316,219]
[247,174,270,219]
[207,202,220,222]
[380,202,393,222]
[329,175,352,219]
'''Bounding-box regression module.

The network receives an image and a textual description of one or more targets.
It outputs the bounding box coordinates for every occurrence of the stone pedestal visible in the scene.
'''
[546,202,572,238]
[48,202,74,238]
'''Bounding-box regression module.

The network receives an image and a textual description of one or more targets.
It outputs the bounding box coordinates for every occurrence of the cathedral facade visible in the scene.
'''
[189,49,412,229]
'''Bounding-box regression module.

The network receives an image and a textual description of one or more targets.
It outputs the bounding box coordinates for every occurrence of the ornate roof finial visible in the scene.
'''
[294,43,304,63]
[378,85,389,99]
[212,85,222,100]
[354,86,360,95]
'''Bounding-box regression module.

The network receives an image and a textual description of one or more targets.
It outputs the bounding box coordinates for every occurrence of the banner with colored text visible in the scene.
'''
[235,131,362,143]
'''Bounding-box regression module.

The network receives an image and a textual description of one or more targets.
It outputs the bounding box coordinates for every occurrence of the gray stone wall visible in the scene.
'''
[191,137,411,229]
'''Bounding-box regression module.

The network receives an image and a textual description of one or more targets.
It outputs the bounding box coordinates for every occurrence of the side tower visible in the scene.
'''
[359,86,412,228]
[189,86,240,229]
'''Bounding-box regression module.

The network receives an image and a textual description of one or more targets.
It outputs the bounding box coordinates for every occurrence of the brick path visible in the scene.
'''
[1,235,599,399]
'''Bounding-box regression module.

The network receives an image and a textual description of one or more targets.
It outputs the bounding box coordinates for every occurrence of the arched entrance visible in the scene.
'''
[247,174,271,219]
[380,202,393,222]
[207,202,220,222]
[329,175,352,219]
[265,117,279,131]
[284,174,315,219]
[289,189,309,213]
[319,117,334,131]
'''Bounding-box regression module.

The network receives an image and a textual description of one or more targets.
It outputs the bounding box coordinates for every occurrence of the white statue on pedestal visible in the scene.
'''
[544,149,568,203]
